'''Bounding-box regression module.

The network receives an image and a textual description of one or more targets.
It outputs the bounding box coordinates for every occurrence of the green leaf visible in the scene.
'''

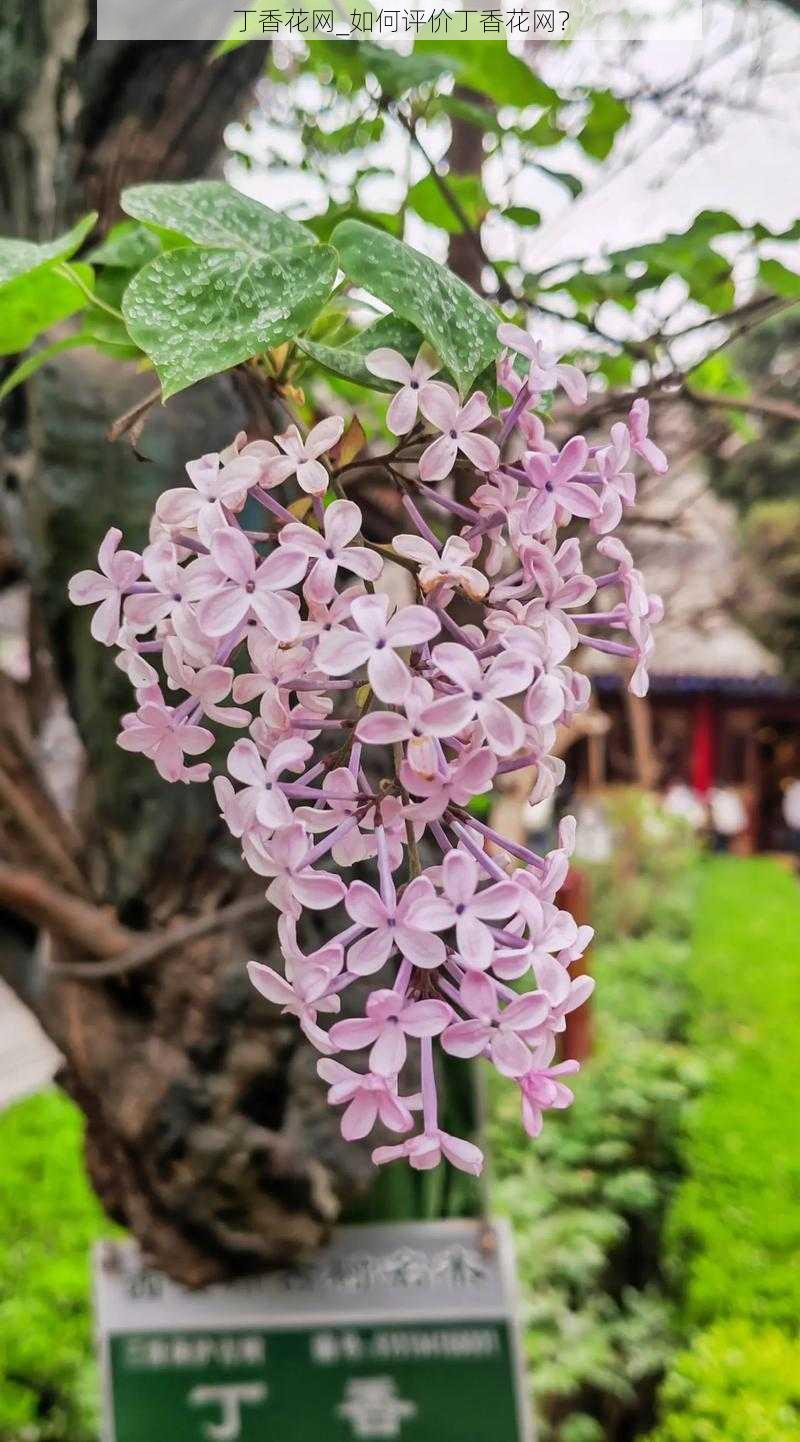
[758,257,800,299]
[121,181,314,255]
[0,335,90,401]
[365,44,454,96]
[297,314,424,391]
[86,221,161,269]
[406,173,488,234]
[331,219,499,394]
[429,40,558,108]
[504,206,541,229]
[0,213,96,290]
[578,91,631,161]
[534,163,583,197]
[0,263,94,355]
[122,244,338,399]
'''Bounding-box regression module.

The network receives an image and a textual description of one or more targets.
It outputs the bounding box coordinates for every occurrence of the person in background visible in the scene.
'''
[708,785,748,853]
[781,777,800,854]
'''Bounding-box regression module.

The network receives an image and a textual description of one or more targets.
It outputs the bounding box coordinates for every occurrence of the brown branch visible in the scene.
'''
[0,865,130,957]
[50,893,269,980]
[0,763,88,895]
[678,385,800,425]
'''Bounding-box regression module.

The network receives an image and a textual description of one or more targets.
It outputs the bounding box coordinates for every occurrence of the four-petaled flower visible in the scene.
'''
[421,642,533,755]
[365,345,442,435]
[68,527,143,645]
[247,948,343,1053]
[411,849,520,969]
[372,1129,484,1175]
[329,989,452,1076]
[318,1059,418,1141]
[441,969,549,1076]
[343,876,447,974]
[392,533,489,603]
[279,499,382,604]
[198,527,307,641]
[225,736,312,829]
[246,821,346,917]
[263,416,345,495]
[419,389,500,481]
[315,593,440,703]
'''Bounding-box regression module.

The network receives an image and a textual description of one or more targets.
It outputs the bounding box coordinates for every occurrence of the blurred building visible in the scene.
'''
[570,470,800,852]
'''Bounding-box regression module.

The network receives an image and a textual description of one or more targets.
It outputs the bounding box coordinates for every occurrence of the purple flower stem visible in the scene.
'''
[488,925,528,950]
[402,494,441,549]
[435,607,481,649]
[420,1035,438,1133]
[303,812,365,868]
[576,634,635,656]
[499,382,532,445]
[453,813,546,871]
[376,825,396,908]
[395,957,413,996]
[175,534,210,555]
[417,484,480,524]
[576,609,626,625]
[136,641,164,653]
[429,819,454,853]
[252,485,296,525]
[447,819,511,884]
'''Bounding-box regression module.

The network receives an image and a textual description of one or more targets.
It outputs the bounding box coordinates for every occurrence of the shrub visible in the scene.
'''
[490,813,702,1441]
[649,1321,800,1442]
[0,1090,114,1442]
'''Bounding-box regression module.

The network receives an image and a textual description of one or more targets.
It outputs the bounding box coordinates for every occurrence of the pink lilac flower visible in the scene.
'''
[315,593,440,704]
[628,398,668,474]
[197,527,307,641]
[410,849,520,969]
[522,437,602,533]
[278,499,382,604]
[329,989,452,1076]
[225,736,312,829]
[518,1047,580,1138]
[418,389,500,481]
[365,346,442,435]
[317,1059,417,1140]
[441,970,550,1076]
[400,745,497,821]
[69,312,665,1178]
[263,416,345,495]
[68,527,142,645]
[497,324,588,406]
[246,821,346,917]
[392,533,489,602]
[155,452,261,537]
[421,643,533,755]
[343,875,446,975]
[117,687,213,783]
[373,1129,484,1175]
[247,951,343,1053]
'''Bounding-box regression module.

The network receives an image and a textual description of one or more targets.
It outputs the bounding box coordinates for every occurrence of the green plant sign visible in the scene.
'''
[96,1223,529,1442]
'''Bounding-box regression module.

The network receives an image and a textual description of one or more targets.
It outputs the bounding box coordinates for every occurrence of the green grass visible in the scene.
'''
[0,1089,114,1442]
[649,857,800,1442]
[667,857,800,1328]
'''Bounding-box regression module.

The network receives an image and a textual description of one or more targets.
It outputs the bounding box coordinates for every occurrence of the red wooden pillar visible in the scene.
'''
[690,694,717,797]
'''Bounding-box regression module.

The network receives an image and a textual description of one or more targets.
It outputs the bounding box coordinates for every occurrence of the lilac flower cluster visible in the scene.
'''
[68,324,665,1177]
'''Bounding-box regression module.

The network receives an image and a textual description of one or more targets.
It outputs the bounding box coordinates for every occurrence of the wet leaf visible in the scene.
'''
[331,220,499,394]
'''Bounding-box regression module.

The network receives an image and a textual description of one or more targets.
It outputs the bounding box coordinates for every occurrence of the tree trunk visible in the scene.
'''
[0,9,377,1285]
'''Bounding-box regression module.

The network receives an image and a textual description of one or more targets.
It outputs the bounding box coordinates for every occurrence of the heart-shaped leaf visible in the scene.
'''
[122,181,314,255]
[123,244,338,399]
[331,220,500,394]
[297,314,424,391]
[0,214,96,291]
[0,264,95,356]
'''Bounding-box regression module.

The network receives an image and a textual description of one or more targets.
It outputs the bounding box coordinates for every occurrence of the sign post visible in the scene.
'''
[95,1220,530,1442]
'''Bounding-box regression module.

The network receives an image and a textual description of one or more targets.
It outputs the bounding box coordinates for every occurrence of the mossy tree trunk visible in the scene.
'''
[0,6,378,1285]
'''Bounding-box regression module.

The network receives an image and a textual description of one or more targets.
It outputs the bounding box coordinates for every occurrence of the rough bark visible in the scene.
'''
[0,11,378,1283]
